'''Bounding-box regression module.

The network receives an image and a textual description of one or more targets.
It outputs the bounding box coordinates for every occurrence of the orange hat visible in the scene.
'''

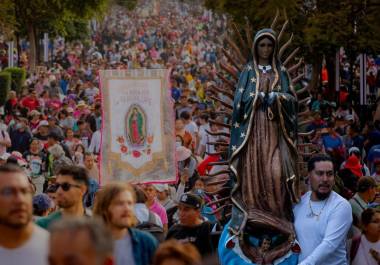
[344,155,363,178]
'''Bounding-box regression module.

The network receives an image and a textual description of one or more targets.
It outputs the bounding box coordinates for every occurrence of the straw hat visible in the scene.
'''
[176,146,192,162]
[29,110,40,117]
[77,100,87,108]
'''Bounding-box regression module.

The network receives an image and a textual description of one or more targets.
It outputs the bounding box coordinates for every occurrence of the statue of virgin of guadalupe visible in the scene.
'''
[218,28,301,265]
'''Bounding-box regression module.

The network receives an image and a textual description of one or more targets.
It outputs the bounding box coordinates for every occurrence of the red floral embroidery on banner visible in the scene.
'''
[132,150,141,158]
[117,136,125,144]
[120,145,128,153]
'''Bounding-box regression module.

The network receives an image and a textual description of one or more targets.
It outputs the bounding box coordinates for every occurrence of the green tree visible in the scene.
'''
[0,72,11,106]
[4,0,135,71]
[4,67,27,94]
[0,0,16,39]
[10,0,111,71]
[205,0,380,92]
[1,0,138,71]
[115,0,138,10]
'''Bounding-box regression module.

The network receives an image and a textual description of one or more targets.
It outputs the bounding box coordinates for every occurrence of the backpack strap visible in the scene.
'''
[147,210,156,224]
[350,235,362,261]
[353,197,366,211]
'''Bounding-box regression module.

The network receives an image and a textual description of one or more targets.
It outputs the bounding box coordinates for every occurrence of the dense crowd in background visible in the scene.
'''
[0,0,380,265]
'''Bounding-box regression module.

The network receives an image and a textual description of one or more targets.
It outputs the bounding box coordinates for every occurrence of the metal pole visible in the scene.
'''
[43,33,49,63]
[7,41,14,68]
[359,53,367,105]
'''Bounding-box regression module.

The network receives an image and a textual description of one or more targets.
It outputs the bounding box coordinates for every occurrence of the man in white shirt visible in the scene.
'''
[198,122,219,157]
[0,164,49,265]
[84,81,99,104]
[88,129,101,155]
[181,111,198,147]
[197,113,210,154]
[294,154,353,265]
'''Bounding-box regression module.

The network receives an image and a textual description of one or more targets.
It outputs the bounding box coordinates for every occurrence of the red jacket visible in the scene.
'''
[197,154,221,176]
[21,96,39,111]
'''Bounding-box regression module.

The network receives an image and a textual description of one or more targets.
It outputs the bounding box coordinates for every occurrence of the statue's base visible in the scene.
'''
[218,221,299,265]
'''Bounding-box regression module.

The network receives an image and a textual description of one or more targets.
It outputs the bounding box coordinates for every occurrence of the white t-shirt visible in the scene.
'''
[85,87,99,103]
[200,132,217,154]
[134,203,163,228]
[352,235,380,265]
[185,121,198,139]
[88,130,101,154]
[294,191,353,265]
[0,225,49,265]
[198,123,210,140]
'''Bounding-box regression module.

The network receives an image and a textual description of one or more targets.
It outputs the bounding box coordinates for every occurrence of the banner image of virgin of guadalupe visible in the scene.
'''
[100,69,176,184]
[126,105,146,147]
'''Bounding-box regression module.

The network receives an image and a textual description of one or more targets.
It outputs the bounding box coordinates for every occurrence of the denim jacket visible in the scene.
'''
[129,228,158,265]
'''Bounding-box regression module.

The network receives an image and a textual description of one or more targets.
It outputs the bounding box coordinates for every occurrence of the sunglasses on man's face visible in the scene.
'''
[55,182,82,192]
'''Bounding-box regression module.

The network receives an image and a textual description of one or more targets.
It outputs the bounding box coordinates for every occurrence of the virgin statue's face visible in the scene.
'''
[257,37,274,62]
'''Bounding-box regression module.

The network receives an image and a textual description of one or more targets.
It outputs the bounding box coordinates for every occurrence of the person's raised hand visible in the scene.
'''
[180,172,189,184]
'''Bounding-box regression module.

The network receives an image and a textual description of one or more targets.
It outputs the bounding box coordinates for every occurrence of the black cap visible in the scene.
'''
[179,192,203,209]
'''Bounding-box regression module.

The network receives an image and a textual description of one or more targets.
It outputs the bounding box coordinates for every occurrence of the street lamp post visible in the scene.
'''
[7,41,14,68]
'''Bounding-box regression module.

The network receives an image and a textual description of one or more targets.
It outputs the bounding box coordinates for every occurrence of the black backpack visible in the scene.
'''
[135,211,165,242]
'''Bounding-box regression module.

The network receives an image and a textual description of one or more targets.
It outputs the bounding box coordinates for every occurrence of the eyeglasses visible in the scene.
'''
[55,182,82,192]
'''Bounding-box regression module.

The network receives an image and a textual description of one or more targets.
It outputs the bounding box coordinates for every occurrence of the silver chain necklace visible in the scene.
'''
[307,195,329,221]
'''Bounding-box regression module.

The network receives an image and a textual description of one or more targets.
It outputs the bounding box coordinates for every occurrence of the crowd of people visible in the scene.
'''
[0,0,380,264]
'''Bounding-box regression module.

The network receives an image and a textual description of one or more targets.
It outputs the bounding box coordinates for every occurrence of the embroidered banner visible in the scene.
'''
[100,69,175,184]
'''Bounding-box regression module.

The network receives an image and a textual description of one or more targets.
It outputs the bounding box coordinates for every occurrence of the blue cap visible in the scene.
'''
[32,194,52,212]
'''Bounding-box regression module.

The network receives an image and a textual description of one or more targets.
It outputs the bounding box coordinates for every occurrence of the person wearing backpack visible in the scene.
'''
[350,208,380,265]
[144,184,168,233]
[134,186,165,242]
[349,177,377,231]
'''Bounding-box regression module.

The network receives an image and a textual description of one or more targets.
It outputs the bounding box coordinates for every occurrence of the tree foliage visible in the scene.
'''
[205,0,380,55]
[0,0,17,38]
[0,72,11,106]
[205,0,380,90]
[4,67,26,94]
[1,0,137,70]
[115,0,138,10]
